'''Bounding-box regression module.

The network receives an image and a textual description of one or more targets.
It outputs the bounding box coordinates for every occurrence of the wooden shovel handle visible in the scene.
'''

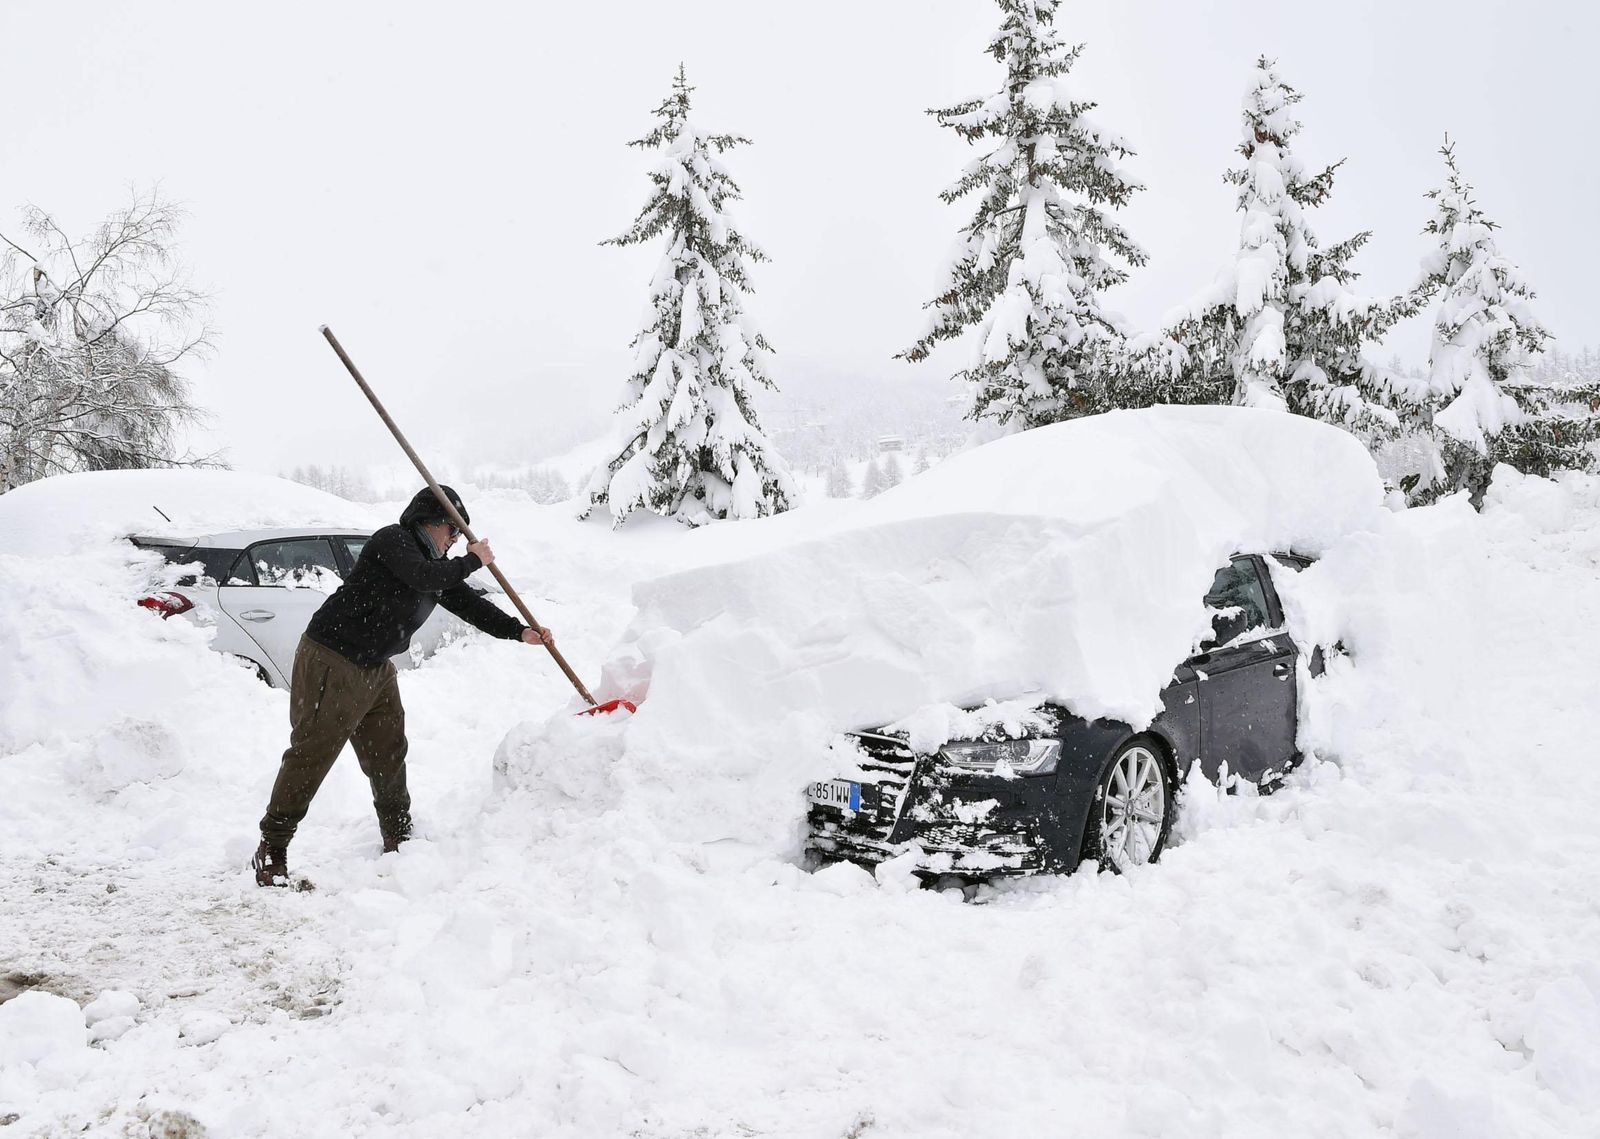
[320,325,597,706]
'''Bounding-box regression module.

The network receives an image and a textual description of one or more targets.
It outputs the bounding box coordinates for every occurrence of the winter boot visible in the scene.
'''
[252,840,290,888]
[380,813,413,854]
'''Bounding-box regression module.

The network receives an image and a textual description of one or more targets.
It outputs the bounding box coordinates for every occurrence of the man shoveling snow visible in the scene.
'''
[251,485,555,888]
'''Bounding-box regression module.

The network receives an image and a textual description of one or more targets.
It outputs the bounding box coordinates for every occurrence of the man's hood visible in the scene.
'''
[399,485,469,530]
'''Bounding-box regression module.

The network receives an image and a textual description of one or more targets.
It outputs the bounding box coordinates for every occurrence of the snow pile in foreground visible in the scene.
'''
[0,468,383,556]
[5,465,1600,1138]
[0,543,282,838]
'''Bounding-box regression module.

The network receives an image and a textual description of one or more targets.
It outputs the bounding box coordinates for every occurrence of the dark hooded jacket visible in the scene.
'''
[304,487,524,667]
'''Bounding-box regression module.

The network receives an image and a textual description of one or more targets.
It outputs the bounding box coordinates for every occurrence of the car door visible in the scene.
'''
[1188,556,1298,783]
[216,537,346,684]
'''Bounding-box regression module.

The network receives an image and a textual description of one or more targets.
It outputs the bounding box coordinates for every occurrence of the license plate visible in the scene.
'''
[808,779,861,813]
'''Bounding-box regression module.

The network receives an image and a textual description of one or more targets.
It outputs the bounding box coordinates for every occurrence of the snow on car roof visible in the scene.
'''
[602,406,1384,734]
[856,403,1367,535]
[0,469,384,557]
[130,526,375,550]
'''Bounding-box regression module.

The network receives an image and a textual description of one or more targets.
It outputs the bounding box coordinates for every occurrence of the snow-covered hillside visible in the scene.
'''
[2,454,1599,1137]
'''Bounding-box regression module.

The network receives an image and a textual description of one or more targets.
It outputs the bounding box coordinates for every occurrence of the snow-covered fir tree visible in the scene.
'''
[1167,58,1415,436]
[287,464,377,502]
[1408,139,1596,503]
[901,0,1148,429]
[1531,346,1600,389]
[525,467,572,505]
[583,66,796,527]
[882,452,905,488]
[861,458,888,498]
[824,461,852,499]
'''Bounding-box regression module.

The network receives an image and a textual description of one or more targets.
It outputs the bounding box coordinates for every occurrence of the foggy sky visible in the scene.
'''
[6,1,1596,474]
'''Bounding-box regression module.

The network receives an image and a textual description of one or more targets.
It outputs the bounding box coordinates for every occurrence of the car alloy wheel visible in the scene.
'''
[1090,740,1171,873]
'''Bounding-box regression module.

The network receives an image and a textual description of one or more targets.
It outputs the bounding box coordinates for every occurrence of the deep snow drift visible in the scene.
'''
[0,469,384,557]
[3,451,1600,1137]
[597,405,1383,733]
[516,407,1382,856]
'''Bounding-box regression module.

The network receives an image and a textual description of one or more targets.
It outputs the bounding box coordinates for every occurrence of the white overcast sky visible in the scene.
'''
[5,1,1596,474]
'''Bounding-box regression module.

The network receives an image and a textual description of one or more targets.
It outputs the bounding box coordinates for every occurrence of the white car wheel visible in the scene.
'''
[1085,738,1173,873]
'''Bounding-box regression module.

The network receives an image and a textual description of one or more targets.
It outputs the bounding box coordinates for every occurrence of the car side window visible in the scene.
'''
[131,540,244,587]
[223,552,257,586]
[244,539,344,591]
[1204,557,1271,647]
[134,541,206,586]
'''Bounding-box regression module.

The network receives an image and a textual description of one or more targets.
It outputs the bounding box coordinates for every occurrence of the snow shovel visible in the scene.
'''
[319,325,635,717]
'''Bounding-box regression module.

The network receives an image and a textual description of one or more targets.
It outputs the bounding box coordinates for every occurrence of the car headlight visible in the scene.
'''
[937,739,1061,775]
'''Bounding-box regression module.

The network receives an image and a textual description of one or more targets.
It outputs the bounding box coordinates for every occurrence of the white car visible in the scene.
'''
[130,527,471,687]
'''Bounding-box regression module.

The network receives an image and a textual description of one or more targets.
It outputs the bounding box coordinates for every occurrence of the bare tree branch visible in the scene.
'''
[0,188,215,492]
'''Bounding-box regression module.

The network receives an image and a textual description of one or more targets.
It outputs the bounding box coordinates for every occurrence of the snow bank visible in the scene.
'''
[0,469,382,556]
[473,459,1600,1136]
[499,407,1384,855]
[0,544,282,844]
[6,460,1600,1137]
[605,406,1382,735]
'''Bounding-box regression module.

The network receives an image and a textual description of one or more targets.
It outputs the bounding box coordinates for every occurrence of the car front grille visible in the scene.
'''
[807,731,918,860]
[808,731,1057,877]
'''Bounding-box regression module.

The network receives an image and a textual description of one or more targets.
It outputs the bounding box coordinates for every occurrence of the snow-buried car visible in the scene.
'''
[808,551,1317,876]
[603,405,1385,880]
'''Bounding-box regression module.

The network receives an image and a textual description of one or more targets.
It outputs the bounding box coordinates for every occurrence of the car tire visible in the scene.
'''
[1083,735,1175,874]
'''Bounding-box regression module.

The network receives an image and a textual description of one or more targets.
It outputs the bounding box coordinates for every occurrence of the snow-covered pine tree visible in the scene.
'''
[882,452,905,488]
[1409,139,1597,503]
[861,458,887,498]
[824,461,852,499]
[583,66,796,527]
[519,466,571,504]
[1167,58,1414,437]
[900,0,1147,429]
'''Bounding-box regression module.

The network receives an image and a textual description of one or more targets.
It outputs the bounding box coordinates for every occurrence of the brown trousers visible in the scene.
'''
[259,636,410,848]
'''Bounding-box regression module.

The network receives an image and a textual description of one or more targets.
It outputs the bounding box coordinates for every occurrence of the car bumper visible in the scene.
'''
[806,765,1071,878]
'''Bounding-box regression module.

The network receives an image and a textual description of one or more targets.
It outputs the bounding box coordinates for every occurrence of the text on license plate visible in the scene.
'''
[809,779,861,812]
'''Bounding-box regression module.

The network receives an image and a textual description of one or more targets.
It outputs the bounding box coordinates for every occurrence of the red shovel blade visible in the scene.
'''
[578,698,637,717]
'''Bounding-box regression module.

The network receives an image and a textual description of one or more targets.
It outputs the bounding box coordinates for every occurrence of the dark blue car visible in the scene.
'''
[806,552,1319,879]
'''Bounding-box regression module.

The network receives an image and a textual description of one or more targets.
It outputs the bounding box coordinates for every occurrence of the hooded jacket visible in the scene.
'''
[304,487,524,667]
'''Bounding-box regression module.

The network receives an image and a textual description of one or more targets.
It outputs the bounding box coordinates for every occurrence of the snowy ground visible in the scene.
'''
[3,466,1600,1138]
